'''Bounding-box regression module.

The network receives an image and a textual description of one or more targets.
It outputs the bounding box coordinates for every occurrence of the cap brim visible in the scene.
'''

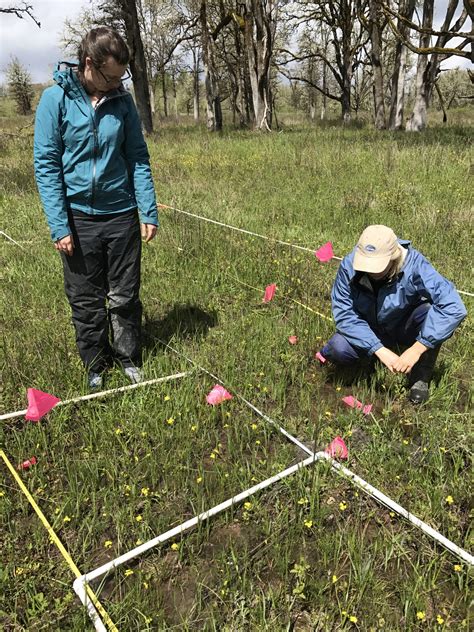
[353,252,391,273]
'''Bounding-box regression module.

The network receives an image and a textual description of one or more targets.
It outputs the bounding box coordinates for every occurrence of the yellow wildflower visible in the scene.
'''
[437,615,444,625]
[349,616,358,623]
[63,515,71,523]
[15,567,24,576]
[196,476,203,483]
[164,395,171,401]
[143,581,149,589]
[115,428,123,435]
[0,491,4,497]
[244,502,252,510]
[136,539,143,545]
[304,519,313,528]
[251,423,258,430]
[166,417,174,425]
[210,453,216,459]
[141,487,150,496]
[124,569,134,577]
[135,515,143,522]
[416,611,426,621]
[445,495,454,505]
[332,574,338,583]
[191,425,197,431]
[171,543,179,551]
[104,540,113,548]
[255,440,261,445]
[297,497,308,505]
[339,502,347,511]
[453,564,462,572]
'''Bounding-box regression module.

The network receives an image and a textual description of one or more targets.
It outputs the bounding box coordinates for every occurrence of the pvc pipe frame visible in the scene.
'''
[75,447,474,631]
[74,379,473,631]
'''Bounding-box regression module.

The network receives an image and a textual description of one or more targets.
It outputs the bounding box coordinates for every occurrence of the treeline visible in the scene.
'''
[5,1,473,131]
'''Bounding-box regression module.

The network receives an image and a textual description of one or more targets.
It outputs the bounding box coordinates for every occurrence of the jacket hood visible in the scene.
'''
[53,62,84,100]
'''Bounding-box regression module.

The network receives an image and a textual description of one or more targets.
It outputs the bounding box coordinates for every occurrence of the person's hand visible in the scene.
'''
[374,347,400,373]
[392,342,427,374]
[54,235,74,256]
[141,223,157,243]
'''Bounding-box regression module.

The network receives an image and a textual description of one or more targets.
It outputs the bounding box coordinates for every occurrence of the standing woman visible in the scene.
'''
[317,225,467,403]
[34,27,158,389]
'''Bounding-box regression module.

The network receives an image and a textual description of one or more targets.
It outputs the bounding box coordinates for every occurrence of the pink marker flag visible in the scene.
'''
[288,335,298,345]
[206,384,233,406]
[25,388,61,422]
[315,241,334,263]
[315,351,327,364]
[262,283,277,303]
[325,436,348,460]
[342,395,372,415]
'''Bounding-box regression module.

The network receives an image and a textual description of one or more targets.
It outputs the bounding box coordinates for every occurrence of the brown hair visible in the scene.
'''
[78,27,129,72]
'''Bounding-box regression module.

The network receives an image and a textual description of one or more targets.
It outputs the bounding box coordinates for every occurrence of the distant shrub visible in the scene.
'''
[6,57,34,115]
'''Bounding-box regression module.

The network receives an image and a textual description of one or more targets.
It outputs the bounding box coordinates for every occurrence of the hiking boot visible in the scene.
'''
[124,366,143,384]
[88,371,103,391]
[409,380,429,404]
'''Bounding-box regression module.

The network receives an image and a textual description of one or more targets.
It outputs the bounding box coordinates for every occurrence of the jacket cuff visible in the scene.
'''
[368,341,384,356]
[416,334,435,349]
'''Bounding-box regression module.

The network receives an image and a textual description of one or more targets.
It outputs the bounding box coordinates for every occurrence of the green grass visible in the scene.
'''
[0,107,472,630]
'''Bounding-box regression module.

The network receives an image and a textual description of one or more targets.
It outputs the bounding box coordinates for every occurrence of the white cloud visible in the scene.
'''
[0,0,87,84]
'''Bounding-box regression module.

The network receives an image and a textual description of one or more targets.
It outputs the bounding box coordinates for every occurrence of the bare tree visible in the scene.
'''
[281,1,370,124]
[0,2,40,26]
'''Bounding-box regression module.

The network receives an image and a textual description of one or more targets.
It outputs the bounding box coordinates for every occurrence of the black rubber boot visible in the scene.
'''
[408,346,440,404]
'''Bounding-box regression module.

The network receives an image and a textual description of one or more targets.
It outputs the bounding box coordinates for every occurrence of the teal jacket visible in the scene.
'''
[34,63,158,241]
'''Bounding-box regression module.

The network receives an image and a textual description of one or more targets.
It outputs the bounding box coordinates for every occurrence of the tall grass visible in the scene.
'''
[0,107,472,630]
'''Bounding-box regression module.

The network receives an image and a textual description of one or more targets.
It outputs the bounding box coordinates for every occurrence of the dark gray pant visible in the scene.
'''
[61,209,142,373]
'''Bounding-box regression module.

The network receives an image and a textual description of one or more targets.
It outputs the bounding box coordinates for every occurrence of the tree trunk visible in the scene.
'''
[161,70,168,117]
[118,0,153,133]
[406,0,434,132]
[149,82,155,116]
[192,47,200,122]
[244,1,273,131]
[200,1,222,132]
[320,59,327,120]
[388,0,416,130]
[369,0,386,129]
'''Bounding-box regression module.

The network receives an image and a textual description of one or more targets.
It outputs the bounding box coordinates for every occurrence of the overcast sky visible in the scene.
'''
[0,0,470,86]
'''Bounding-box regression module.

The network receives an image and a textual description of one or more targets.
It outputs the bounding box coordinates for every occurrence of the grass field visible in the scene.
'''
[0,106,472,630]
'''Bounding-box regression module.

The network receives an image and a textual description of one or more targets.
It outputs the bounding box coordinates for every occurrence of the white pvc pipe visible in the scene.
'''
[79,452,322,584]
[0,230,25,248]
[0,371,191,421]
[318,452,474,566]
[72,579,107,632]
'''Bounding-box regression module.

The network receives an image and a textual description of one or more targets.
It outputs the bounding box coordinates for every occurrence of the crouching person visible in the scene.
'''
[318,225,467,403]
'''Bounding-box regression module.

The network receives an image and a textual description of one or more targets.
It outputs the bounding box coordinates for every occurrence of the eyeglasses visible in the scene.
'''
[94,65,131,84]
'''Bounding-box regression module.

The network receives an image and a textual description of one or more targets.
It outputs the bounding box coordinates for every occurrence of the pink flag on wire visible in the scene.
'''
[262,283,277,303]
[25,388,61,422]
[315,351,327,364]
[342,395,372,415]
[288,335,298,345]
[206,384,233,406]
[325,436,348,460]
[315,242,334,262]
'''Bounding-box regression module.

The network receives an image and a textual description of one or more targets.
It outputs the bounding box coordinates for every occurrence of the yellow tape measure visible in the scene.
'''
[0,450,118,632]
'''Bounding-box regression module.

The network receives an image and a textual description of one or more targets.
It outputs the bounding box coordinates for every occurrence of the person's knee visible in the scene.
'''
[322,334,360,365]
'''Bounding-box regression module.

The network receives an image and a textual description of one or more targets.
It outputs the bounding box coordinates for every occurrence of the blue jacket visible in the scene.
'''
[332,240,467,354]
[34,63,158,241]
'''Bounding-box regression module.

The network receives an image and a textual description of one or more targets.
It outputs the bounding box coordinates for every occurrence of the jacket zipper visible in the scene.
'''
[86,91,127,211]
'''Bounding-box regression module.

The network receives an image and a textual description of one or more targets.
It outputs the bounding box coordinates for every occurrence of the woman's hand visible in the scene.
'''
[374,347,400,372]
[141,223,157,243]
[54,235,74,256]
[392,342,427,374]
